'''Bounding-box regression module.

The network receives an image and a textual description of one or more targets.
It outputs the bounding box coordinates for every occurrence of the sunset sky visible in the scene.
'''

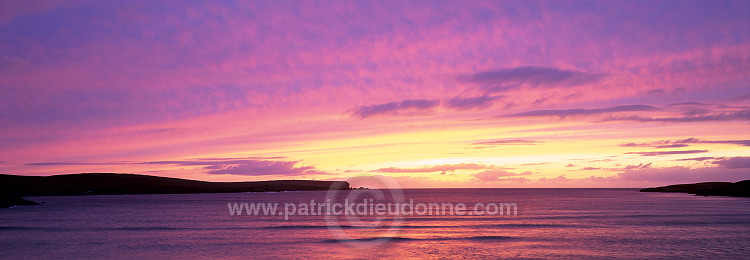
[1,0,749,188]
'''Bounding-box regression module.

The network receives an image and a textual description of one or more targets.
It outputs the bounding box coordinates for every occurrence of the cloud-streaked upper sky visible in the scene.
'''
[1,0,749,187]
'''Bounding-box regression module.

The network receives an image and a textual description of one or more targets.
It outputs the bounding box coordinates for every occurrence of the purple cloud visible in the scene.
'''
[374,163,496,173]
[671,156,750,169]
[354,95,503,118]
[605,109,750,123]
[646,89,666,95]
[473,139,542,146]
[729,93,750,102]
[714,157,750,169]
[501,104,660,118]
[668,102,710,106]
[674,157,723,162]
[654,144,690,148]
[626,150,708,157]
[623,163,652,170]
[353,99,439,119]
[621,138,750,148]
[205,160,320,176]
[624,142,687,149]
[472,170,534,182]
[445,95,501,110]
[618,166,749,183]
[458,66,605,92]
[698,140,750,146]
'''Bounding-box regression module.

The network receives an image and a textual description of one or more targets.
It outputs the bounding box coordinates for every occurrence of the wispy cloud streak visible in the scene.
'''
[25,158,323,176]
[472,170,535,181]
[626,150,708,157]
[501,105,660,118]
[373,163,501,173]
[458,66,605,92]
[621,138,750,148]
[445,95,501,110]
[606,109,750,123]
[353,99,439,119]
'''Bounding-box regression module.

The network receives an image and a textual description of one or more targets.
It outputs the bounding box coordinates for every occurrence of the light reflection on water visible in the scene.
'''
[2,189,749,259]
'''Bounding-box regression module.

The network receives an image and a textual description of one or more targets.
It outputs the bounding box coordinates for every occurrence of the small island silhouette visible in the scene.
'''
[641,180,750,197]
[0,173,351,208]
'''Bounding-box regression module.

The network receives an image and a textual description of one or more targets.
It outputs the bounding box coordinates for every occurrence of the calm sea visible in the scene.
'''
[2,189,749,259]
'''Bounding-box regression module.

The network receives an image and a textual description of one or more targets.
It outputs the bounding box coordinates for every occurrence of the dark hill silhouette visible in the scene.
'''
[0,173,350,207]
[0,196,39,208]
[640,180,750,197]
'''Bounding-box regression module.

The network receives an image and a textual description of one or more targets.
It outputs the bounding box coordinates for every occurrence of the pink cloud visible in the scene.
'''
[374,163,500,173]
[353,99,440,119]
[2,1,749,185]
[715,157,750,169]
[617,166,749,184]
[472,170,535,182]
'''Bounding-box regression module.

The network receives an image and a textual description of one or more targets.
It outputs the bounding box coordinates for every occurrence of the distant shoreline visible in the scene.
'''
[0,173,351,207]
[640,180,750,197]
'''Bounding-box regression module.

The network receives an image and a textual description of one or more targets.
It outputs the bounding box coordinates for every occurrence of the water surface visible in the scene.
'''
[2,189,749,259]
